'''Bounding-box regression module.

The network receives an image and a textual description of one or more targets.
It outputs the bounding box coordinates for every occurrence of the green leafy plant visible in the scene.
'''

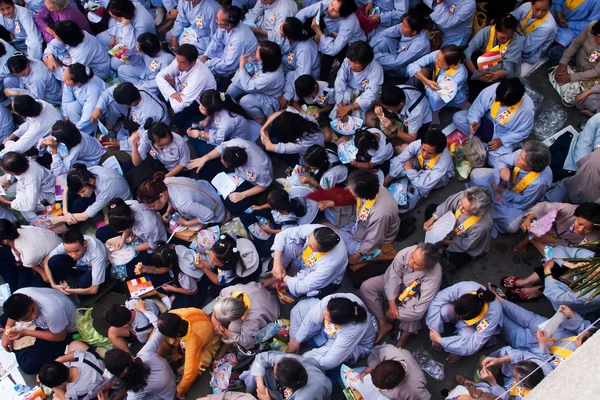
[561,241,600,303]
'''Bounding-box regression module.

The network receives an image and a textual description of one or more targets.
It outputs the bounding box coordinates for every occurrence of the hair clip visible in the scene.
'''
[85,66,91,75]
[12,51,24,57]
[354,306,358,315]
[232,247,238,253]
[301,29,308,36]
[220,234,226,239]
[219,92,226,101]
[110,203,117,209]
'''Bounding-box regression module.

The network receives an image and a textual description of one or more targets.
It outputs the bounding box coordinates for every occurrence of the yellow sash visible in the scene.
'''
[520,9,550,35]
[463,300,489,326]
[324,320,341,337]
[511,167,541,194]
[232,291,250,320]
[549,336,576,358]
[417,152,441,170]
[490,97,523,126]
[509,385,531,397]
[356,195,377,221]
[486,26,511,55]
[301,246,327,268]
[434,65,457,80]
[454,209,482,236]
[566,0,585,11]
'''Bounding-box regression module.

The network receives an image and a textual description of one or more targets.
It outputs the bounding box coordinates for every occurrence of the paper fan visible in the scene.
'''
[330,116,364,135]
[110,245,137,266]
[210,363,232,394]
[425,211,456,244]
[529,209,558,237]
[31,215,52,230]
[437,75,457,104]
[189,226,220,251]
[288,186,319,225]
[340,364,360,388]
[338,140,358,164]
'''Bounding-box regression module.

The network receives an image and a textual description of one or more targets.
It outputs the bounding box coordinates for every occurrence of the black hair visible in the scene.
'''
[275,358,308,391]
[313,227,340,252]
[532,0,552,6]
[66,63,94,84]
[54,20,84,47]
[454,287,496,321]
[267,188,306,217]
[3,293,34,321]
[258,41,282,73]
[380,85,406,108]
[6,54,28,74]
[327,297,367,325]
[347,169,380,200]
[38,361,70,388]
[149,242,181,276]
[0,219,20,243]
[114,82,141,106]
[107,0,136,20]
[136,32,162,57]
[338,0,358,17]
[158,313,189,338]
[354,129,379,152]
[0,152,29,175]
[282,17,312,41]
[404,9,426,33]
[104,349,150,392]
[200,89,251,119]
[221,146,248,168]
[106,304,133,328]
[221,4,244,27]
[371,360,406,390]
[574,203,600,225]
[51,120,82,150]
[303,145,330,183]
[440,44,466,66]
[346,41,374,66]
[294,74,318,98]
[421,130,447,154]
[271,112,321,144]
[495,14,518,33]
[495,78,525,107]
[13,95,42,118]
[0,42,6,58]
[0,0,14,5]
[66,164,96,193]
[147,122,173,145]
[514,361,545,390]
[107,198,135,232]
[177,43,199,63]
[63,229,85,246]
[211,234,243,272]
[593,20,600,36]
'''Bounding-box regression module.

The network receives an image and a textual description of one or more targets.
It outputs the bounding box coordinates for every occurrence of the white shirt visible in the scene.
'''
[12,226,61,268]
[156,59,217,113]
[48,235,109,286]
[14,287,77,332]
[4,100,61,154]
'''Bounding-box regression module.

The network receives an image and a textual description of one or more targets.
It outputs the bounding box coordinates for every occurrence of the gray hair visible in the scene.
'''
[213,296,246,326]
[463,186,492,216]
[522,140,551,172]
[417,243,442,268]
[48,0,70,10]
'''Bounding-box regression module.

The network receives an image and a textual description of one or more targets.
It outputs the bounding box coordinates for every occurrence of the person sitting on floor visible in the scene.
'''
[106,298,161,353]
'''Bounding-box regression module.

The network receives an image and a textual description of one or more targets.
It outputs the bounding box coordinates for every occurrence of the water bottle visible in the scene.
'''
[14,384,30,394]
[270,338,288,352]
[456,148,464,161]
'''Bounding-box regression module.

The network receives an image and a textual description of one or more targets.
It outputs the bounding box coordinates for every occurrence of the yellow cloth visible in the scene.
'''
[434,65,457,80]
[511,167,541,194]
[566,0,585,11]
[168,308,216,394]
[490,97,524,126]
[417,152,441,170]
[231,291,251,321]
[486,25,511,55]
[520,9,550,35]
[509,385,531,397]
[453,209,482,236]
[356,195,377,221]
[549,336,577,358]
[463,300,489,326]
[301,246,328,268]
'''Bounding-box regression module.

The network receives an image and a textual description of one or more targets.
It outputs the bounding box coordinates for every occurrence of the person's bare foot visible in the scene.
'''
[376,320,393,343]
[447,353,462,363]
[581,110,595,118]
[514,239,529,254]
[396,331,411,348]
[520,286,543,299]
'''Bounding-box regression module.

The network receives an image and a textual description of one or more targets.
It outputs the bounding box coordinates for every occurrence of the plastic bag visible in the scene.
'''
[75,308,113,348]
[220,217,249,240]
[522,79,544,111]
[533,101,568,140]
[463,136,487,168]
[413,348,445,381]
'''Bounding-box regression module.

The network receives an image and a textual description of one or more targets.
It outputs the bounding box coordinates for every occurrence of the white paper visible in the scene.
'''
[351,374,387,400]
[425,211,456,244]
[538,311,567,337]
[211,172,237,199]
[102,155,123,176]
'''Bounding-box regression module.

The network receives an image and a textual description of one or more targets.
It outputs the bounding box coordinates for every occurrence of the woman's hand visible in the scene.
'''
[317,200,335,211]
[520,214,534,232]
[287,338,301,353]
[129,131,141,147]
[556,71,571,85]
[109,35,116,49]
[228,192,247,203]
[575,89,592,104]
[535,329,550,348]
[162,213,170,224]
[429,327,442,344]
[298,176,317,187]
[479,366,497,386]
[43,54,59,71]
[424,216,436,231]
[425,79,441,91]
[481,356,502,368]
[239,54,250,70]
[558,305,575,319]
[187,157,206,173]
[186,128,202,139]
[469,121,480,135]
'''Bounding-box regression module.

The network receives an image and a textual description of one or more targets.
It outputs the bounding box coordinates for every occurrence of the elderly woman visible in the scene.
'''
[319,170,400,266]
[34,0,91,44]
[212,282,280,356]
[552,0,600,47]
[360,244,443,348]
[469,141,553,234]
[554,21,600,92]
[423,187,494,273]
[260,225,348,300]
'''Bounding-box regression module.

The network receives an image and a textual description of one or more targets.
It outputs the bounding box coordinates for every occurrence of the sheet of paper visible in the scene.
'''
[351,374,387,400]
[425,211,456,244]
[211,172,237,198]
[538,311,567,337]
[102,155,123,176]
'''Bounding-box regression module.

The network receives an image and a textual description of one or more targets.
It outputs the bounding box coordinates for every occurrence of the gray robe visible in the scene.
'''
[564,150,600,204]
[367,345,431,400]
[528,202,600,246]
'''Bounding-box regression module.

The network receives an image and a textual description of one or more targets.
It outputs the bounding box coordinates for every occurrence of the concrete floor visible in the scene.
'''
[186,64,590,399]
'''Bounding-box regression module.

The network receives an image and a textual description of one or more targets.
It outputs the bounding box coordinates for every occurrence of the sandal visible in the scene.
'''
[455,374,468,385]
[506,288,540,302]
[502,276,518,289]
[489,284,507,299]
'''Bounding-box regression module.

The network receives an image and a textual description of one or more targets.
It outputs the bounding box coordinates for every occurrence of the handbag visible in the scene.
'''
[472,11,487,35]
[548,66,583,107]
[463,136,487,168]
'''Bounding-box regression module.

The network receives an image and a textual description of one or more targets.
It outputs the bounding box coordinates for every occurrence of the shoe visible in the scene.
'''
[396,223,416,242]
[154,7,165,25]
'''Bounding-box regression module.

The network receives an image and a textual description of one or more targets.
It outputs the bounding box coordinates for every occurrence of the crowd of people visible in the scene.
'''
[0,0,599,399]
